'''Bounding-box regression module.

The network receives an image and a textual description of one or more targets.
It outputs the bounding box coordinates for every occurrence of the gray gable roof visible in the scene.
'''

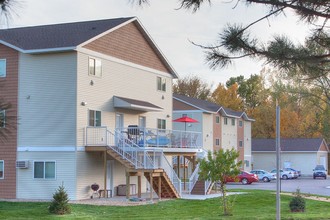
[173,93,254,121]
[0,17,133,51]
[173,94,221,113]
[252,138,327,152]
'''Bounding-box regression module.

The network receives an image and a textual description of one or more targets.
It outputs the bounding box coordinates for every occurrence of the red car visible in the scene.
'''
[225,171,259,185]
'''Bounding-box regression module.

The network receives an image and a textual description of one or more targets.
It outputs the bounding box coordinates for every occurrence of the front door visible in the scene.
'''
[107,160,114,196]
[116,113,124,130]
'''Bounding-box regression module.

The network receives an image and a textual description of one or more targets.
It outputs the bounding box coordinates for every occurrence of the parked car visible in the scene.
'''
[225,171,259,185]
[270,169,295,180]
[250,169,276,182]
[313,165,327,179]
[283,168,300,178]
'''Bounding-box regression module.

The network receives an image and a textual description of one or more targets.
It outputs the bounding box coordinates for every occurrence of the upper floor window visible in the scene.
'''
[216,116,220,124]
[0,160,3,179]
[239,140,243,147]
[239,120,243,127]
[0,110,5,128]
[157,119,166,130]
[0,60,6,77]
[224,117,228,125]
[231,118,235,126]
[34,161,56,179]
[89,110,101,127]
[215,138,220,146]
[89,58,102,77]
[157,77,166,92]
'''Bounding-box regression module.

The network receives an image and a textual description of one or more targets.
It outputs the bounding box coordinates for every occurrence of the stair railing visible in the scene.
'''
[188,163,200,194]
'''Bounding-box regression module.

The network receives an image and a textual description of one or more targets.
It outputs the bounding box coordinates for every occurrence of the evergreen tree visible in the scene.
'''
[49,184,71,215]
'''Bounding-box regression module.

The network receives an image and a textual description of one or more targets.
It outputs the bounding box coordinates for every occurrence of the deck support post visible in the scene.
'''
[138,175,142,198]
[149,172,153,201]
[103,150,107,198]
[158,176,162,200]
[126,171,130,200]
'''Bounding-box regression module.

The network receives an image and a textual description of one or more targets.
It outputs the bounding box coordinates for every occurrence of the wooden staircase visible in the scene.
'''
[106,147,136,169]
[144,170,180,198]
[190,180,213,195]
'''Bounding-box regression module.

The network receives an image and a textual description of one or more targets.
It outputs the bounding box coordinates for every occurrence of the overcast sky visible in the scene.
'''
[8,0,310,87]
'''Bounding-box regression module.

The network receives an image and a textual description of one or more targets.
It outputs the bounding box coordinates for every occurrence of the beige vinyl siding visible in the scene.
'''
[202,113,213,152]
[16,151,76,200]
[18,52,77,147]
[243,121,252,171]
[221,117,237,150]
[76,52,173,146]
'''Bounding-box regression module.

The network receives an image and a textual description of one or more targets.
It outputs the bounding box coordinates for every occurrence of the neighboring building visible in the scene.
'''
[0,17,204,200]
[173,94,254,171]
[252,138,329,176]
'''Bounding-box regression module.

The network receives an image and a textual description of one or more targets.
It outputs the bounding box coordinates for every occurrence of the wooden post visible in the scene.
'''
[158,176,162,200]
[126,171,130,200]
[149,172,153,201]
[138,175,142,198]
[103,150,107,198]
[183,157,186,190]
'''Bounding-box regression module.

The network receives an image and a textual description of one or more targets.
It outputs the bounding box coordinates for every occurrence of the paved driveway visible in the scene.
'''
[226,176,330,196]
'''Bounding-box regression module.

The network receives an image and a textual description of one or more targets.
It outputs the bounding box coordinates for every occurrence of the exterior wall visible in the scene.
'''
[83,21,171,74]
[76,52,173,146]
[18,52,77,147]
[16,151,76,199]
[243,121,252,171]
[213,114,221,152]
[202,113,213,152]
[237,119,244,166]
[76,151,148,199]
[252,152,318,176]
[221,116,237,151]
[0,44,19,198]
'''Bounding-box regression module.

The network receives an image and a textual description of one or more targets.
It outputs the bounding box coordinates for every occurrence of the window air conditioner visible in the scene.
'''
[16,160,29,169]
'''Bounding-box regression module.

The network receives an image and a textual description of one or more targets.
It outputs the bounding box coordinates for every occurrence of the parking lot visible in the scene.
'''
[226,176,330,196]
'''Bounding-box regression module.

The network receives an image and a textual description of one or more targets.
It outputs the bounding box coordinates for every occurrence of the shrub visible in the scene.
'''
[289,188,305,212]
[49,184,71,215]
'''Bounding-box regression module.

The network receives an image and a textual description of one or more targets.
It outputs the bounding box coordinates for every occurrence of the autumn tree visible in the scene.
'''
[211,83,243,111]
[173,75,212,100]
[199,149,242,216]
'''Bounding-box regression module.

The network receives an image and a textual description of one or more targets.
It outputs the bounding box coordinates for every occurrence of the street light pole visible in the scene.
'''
[276,100,281,220]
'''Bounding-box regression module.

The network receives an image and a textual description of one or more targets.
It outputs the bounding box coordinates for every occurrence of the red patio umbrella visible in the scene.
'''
[173,116,198,131]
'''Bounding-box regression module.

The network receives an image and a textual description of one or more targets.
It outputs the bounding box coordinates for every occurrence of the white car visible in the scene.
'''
[270,169,295,180]
[250,169,276,182]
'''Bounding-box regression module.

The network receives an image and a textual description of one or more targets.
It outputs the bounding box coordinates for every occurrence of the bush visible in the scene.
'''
[289,188,305,212]
[49,184,71,215]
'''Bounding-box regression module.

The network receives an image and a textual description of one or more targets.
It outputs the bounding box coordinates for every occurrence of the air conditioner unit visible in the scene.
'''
[16,160,29,169]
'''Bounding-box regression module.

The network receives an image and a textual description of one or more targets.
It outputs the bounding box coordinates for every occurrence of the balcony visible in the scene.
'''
[86,126,202,150]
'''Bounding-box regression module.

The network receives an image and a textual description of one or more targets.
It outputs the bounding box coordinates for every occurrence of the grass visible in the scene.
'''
[1,190,330,219]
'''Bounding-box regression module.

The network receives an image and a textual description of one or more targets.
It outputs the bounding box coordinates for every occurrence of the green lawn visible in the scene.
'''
[1,190,330,219]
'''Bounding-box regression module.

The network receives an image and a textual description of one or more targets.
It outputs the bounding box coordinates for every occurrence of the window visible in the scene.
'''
[239,140,243,147]
[157,119,166,129]
[224,117,228,125]
[89,110,101,126]
[0,110,5,128]
[157,77,166,91]
[34,161,55,179]
[216,116,220,124]
[231,118,235,126]
[89,58,102,77]
[0,160,3,179]
[0,60,6,77]
[239,120,243,127]
[215,139,220,146]
[244,160,250,167]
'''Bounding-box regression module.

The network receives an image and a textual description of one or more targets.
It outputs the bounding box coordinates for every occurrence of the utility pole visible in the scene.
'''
[276,100,281,220]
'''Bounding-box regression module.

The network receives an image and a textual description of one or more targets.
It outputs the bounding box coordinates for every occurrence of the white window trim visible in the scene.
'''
[157,76,166,92]
[224,117,228,125]
[0,160,4,179]
[0,59,6,78]
[216,116,220,124]
[88,57,102,77]
[215,138,220,146]
[33,161,56,180]
[239,140,243,147]
[239,120,243,127]
[157,118,166,130]
[232,118,235,126]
